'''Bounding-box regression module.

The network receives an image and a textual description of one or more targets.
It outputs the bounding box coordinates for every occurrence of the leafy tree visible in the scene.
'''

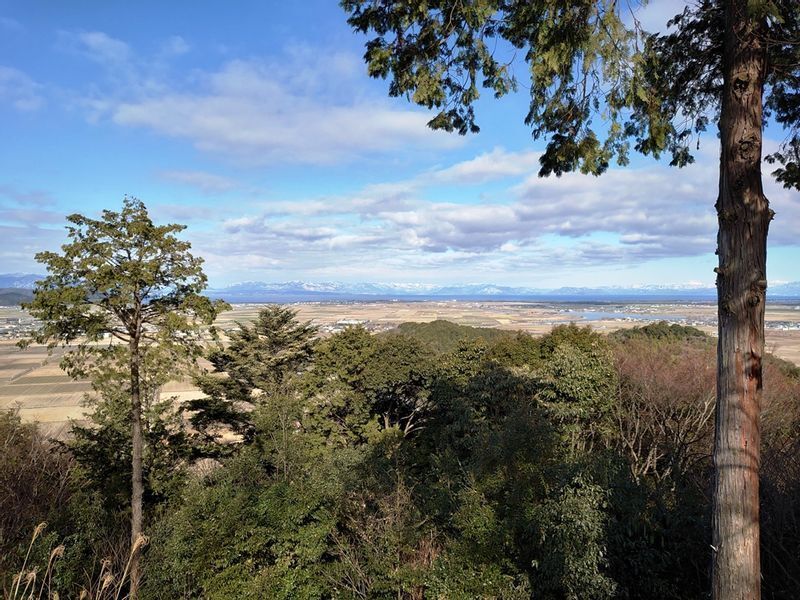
[610,321,710,342]
[189,305,316,449]
[312,324,375,390]
[305,328,437,443]
[303,326,378,447]
[328,478,438,598]
[529,475,616,600]
[22,197,226,596]
[143,443,340,600]
[385,319,510,354]
[341,2,799,595]
[483,331,542,369]
[361,335,437,437]
[67,346,192,515]
[537,334,617,455]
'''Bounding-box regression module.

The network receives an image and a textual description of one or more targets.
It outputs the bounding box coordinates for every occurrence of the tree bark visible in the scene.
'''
[712,3,769,599]
[129,336,144,598]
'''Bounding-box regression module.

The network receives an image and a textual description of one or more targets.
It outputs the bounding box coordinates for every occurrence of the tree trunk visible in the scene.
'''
[129,336,144,598]
[712,3,769,599]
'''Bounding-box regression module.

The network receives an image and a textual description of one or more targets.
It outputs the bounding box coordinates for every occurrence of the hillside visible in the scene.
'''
[383,319,512,353]
[0,288,33,306]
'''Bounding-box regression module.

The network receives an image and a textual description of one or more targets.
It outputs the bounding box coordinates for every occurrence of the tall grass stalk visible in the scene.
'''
[9,522,46,598]
[6,526,148,600]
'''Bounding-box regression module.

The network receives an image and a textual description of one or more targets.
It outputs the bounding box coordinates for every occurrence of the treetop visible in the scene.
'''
[342,0,799,186]
[23,197,227,347]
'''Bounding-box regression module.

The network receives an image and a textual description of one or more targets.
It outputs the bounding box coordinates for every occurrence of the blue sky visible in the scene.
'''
[0,0,797,288]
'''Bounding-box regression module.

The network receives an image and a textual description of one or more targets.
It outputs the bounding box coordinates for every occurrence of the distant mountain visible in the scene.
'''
[0,274,40,305]
[2,274,797,304]
[0,288,33,306]
[207,280,800,303]
[220,280,440,296]
[545,284,718,298]
[209,280,545,302]
[0,273,42,289]
[772,281,800,296]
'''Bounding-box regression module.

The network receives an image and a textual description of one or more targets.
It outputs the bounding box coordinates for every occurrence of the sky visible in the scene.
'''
[0,0,797,289]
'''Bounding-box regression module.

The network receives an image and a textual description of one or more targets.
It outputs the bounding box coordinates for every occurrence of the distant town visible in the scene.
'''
[3,299,800,342]
[0,313,39,339]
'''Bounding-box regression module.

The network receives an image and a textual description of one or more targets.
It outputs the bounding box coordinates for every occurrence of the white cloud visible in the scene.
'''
[196,139,799,283]
[110,59,462,165]
[428,148,541,184]
[0,185,66,226]
[510,161,719,256]
[59,33,464,165]
[0,184,56,207]
[0,190,67,271]
[0,208,65,226]
[0,66,44,111]
[162,35,190,56]
[247,148,541,220]
[63,30,132,65]
[158,169,237,193]
[58,29,200,114]
[0,225,64,271]
[149,203,218,223]
[764,173,800,247]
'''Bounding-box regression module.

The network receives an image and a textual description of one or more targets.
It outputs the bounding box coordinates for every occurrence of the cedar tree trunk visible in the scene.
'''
[712,2,770,598]
[129,335,144,598]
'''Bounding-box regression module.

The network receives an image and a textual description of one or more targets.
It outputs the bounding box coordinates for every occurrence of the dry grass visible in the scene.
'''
[5,524,149,600]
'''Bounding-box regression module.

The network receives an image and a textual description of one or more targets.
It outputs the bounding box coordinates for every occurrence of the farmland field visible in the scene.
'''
[2,300,799,434]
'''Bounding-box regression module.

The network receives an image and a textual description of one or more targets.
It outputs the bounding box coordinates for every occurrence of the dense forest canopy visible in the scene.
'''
[4,311,800,599]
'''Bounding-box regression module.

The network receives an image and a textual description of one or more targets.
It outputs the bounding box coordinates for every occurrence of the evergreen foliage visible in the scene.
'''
[20,197,226,596]
[610,320,710,342]
[5,316,800,598]
[66,353,191,515]
[385,320,511,354]
[189,305,316,448]
[341,0,799,185]
[22,197,224,351]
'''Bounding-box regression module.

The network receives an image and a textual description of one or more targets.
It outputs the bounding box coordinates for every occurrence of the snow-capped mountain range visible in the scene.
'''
[206,280,800,302]
[4,274,799,303]
[0,273,41,289]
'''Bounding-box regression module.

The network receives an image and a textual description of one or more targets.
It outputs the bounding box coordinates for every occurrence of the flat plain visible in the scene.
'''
[3,300,799,432]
